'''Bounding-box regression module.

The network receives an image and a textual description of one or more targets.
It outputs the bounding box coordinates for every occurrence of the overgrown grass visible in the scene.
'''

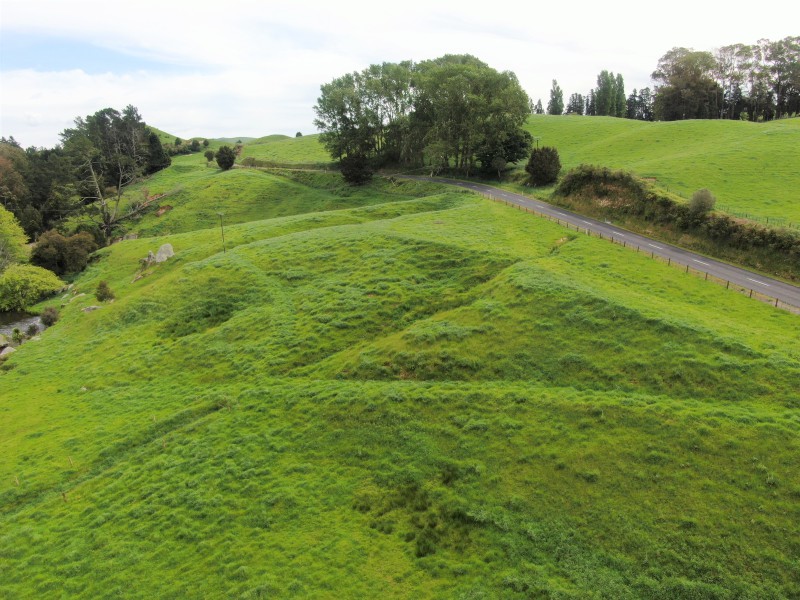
[523,115,800,224]
[2,159,799,598]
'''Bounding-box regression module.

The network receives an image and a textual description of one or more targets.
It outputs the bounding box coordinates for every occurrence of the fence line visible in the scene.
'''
[486,193,797,313]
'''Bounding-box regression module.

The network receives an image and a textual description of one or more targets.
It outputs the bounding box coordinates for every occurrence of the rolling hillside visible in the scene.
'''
[2,134,799,598]
[522,115,800,225]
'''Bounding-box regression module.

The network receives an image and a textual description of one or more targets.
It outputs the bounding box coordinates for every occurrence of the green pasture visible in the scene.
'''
[2,160,799,597]
[524,115,800,224]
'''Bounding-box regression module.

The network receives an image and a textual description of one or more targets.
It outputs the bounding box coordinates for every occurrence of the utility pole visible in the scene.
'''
[218,212,226,253]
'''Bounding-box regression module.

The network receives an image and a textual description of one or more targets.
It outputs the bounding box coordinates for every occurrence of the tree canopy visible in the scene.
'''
[314,55,531,177]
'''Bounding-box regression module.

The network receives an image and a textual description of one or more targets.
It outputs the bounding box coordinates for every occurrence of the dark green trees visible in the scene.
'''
[60,105,170,241]
[525,147,561,186]
[547,80,564,115]
[314,55,531,181]
[215,146,236,170]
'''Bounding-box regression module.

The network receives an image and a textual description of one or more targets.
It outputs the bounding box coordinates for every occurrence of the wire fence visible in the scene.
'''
[486,194,799,314]
[712,205,799,230]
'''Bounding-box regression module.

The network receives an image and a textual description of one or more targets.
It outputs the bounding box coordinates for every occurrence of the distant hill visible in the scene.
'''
[524,115,800,224]
[214,136,258,144]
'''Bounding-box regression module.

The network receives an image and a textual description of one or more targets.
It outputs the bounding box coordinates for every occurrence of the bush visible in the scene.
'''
[525,146,561,186]
[340,154,373,185]
[40,306,60,327]
[215,146,236,170]
[26,323,39,337]
[95,280,115,302]
[0,264,63,311]
[30,230,98,276]
[204,150,215,163]
[689,188,716,215]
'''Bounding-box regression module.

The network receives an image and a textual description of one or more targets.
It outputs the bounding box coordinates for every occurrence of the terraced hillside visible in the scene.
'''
[1,156,798,598]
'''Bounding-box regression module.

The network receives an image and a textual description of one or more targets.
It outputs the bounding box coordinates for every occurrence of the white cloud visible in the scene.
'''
[2,0,799,147]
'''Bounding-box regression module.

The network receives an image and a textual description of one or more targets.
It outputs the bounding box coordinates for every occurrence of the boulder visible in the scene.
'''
[155,243,174,263]
[0,346,16,359]
[0,334,8,348]
[82,306,102,313]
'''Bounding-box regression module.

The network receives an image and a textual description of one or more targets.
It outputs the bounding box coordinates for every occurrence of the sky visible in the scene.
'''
[1,0,798,148]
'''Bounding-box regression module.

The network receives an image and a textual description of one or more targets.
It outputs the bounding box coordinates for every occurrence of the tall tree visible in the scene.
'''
[652,48,722,120]
[547,80,564,115]
[565,93,585,115]
[60,105,168,241]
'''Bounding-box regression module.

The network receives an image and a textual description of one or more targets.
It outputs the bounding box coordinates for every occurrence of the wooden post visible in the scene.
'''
[750,289,753,298]
[668,258,671,266]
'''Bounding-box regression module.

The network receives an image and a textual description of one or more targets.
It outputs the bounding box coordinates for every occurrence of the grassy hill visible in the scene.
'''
[523,115,800,225]
[239,133,333,166]
[2,134,799,598]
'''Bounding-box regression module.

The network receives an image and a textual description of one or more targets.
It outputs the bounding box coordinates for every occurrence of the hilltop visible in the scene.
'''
[1,128,799,598]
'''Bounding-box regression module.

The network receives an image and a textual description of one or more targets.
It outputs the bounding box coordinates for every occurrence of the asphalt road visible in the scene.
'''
[402,176,800,309]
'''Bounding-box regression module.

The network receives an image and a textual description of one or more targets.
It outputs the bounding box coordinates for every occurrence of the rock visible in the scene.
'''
[0,334,8,348]
[0,346,16,358]
[123,233,139,240]
[69,293,86,303]
[155,243,174,263]
[82,306,102,313]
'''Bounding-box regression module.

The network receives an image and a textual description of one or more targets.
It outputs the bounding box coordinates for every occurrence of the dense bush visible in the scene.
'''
[689,188,716,215]
[40,306,60,327]
[525,147,561,186]
[215,146,236,170]
[30,230,97,276]
[555,165,800,260]
[340,154,373,185]
[95,280,115,302]
[0,264,63,311]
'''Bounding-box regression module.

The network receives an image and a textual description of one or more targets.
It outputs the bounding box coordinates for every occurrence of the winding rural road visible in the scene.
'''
[403,176,800,309]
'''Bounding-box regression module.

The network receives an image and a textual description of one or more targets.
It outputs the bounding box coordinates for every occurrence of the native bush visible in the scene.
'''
[525,147,561,186]
[689,188,716,215]
[0,264,63,311]
[215,146,236,170]
[30,230,97,276]
[40,306,60,327]
[340,154,373,185]
[95,280,115,302]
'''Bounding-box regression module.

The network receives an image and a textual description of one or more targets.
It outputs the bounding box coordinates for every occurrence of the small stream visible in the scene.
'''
[0,311,44,338]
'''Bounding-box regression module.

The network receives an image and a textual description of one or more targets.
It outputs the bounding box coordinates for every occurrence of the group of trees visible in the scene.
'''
[1,106,172,243]
[538,36,798,122]
[652,37,799,121]
[314,55,532,180]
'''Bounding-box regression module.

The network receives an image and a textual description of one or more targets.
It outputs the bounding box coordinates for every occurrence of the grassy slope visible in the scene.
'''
[523,115,800,224]
[2,155,799,597]
[239,133,333,165]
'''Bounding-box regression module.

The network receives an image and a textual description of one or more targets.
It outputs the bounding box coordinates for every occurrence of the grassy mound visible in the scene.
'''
[2,167,799,597]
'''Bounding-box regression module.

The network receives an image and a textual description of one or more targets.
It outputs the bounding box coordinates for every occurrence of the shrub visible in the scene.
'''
[215,146,236,170]
[204,150,215,163]
[0,264,63,311]
[11,328,23,344]
[95,280,115,302]
[340,154,373,185]
[689,188,716,215]
[26,323,39,337]
[40,306,60,327]
[525,146,561,186]
[30,230,98,276]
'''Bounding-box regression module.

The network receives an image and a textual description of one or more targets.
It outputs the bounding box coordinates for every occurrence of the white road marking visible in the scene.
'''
[693,259,710,266]
[648,243,664,250]
[581,220,592,225]
[557,212,567,216]
[747,277,770,287]
[615,232,626,237]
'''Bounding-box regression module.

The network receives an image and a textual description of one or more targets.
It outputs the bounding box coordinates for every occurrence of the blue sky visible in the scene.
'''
[2,0,798,148]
